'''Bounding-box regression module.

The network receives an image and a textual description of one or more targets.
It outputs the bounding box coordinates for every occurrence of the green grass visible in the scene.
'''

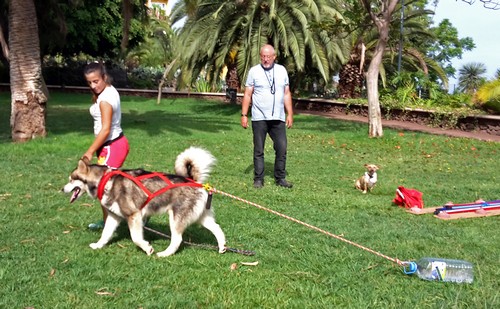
[0,91,499,308]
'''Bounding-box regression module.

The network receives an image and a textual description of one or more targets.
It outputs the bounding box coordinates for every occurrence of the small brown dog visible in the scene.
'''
[355,164,379,194]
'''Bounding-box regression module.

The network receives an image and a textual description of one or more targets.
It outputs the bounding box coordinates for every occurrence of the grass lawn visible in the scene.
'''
[0,91,499,308]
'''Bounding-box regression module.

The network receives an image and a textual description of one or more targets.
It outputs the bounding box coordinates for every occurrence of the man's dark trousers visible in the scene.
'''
[252,120,287,181]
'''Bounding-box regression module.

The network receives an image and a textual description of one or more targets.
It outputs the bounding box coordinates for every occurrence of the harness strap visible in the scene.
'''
[97,170,203,209]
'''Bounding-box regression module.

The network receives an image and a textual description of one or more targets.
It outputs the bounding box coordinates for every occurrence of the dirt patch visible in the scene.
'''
[297,109,500,143]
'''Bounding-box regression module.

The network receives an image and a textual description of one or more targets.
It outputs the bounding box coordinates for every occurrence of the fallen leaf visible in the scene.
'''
[49,269,56,277]
[230,263,238,271]
[63,230,70,234]
[95,288,114,296]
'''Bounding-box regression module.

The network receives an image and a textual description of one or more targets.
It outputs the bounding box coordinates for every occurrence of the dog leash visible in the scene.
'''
[205,185,406,269]
[143,226,256,256]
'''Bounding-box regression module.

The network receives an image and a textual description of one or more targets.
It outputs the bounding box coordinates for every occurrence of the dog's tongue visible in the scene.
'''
[70,187,81,203]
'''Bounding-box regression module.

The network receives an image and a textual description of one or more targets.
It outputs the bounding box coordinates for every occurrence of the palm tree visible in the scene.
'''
[9,0,47,142]
[458,62,487,94]
[475,79,500,114]
[126,16,175,68]
[171,0,350,91]
[338,1,447,107]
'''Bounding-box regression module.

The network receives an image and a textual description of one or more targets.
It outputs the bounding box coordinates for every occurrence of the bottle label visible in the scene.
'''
[431,261,447,281]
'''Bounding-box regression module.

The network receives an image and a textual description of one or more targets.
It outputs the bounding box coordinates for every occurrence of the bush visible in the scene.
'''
[127,66,164,89]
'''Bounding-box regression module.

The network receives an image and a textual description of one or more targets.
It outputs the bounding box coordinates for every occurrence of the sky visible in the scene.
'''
[430,0,500,91]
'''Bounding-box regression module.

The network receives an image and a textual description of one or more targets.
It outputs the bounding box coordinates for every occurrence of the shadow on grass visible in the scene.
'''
[0,92,365,144]
[43,105,234,138]
[243,162,290,180]
[190,101,367,132]
[86,220,220,256]
[143,221,224,255]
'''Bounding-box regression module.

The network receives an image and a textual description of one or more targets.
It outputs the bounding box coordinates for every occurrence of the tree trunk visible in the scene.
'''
[9,0,48,142]
[121,0,132,56]
[362,0,399,138]
[338,42,365,99]
[366,32,387,137]
[157,58,177,104]
[225,62,240,104]
[366,59,383,137]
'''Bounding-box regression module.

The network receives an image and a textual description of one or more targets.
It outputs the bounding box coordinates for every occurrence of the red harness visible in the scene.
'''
[97,170,204,209]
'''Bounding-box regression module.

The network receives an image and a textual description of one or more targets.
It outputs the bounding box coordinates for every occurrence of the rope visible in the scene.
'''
[208,186,406,267]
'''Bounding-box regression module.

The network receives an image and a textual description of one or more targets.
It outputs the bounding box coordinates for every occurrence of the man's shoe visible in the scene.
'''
[276,179,293,188]
[253,179,264,188]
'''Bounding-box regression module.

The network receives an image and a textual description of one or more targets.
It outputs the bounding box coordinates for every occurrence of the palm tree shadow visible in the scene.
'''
[244,162,281,179]
[45,105,233,137]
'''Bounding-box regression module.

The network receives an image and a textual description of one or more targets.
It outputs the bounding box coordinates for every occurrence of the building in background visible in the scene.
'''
[146,0,170,19]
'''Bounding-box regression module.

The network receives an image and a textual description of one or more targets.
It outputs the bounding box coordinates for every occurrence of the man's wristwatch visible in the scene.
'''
[241,114,247,117]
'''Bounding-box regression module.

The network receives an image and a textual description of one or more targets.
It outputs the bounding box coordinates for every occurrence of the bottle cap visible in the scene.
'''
[403,262,417,274]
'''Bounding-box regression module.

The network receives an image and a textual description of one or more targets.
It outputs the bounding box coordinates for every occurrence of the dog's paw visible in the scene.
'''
[145,245,154,256]
[156,250,174,258]
[362,190,367,194]
[156,246,178,257]
[219,246,227,254]
[89,242,104,250]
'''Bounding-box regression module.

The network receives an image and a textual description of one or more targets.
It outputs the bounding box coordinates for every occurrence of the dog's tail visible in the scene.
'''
[175,147,216,183]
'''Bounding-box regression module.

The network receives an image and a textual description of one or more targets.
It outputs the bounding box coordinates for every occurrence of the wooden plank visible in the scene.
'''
[406,207,438,215]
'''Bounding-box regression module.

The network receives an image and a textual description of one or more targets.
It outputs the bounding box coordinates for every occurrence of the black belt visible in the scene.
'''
[102,132,124,147]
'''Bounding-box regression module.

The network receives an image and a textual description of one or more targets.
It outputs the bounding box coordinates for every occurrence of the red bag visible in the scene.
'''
[393,186,424,209]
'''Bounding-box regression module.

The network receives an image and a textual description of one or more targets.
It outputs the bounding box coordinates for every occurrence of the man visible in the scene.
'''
[241,44,294,188]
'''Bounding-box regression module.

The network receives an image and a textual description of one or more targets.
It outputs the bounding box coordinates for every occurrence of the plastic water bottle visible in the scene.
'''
[403,257,474,283]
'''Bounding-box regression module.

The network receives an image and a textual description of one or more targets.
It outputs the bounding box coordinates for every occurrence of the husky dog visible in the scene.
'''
[355,164,379,194]
[62,147,226,257]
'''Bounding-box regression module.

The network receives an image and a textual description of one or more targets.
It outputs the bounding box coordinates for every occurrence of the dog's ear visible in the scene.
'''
[80,156,90,165]
[77,157,90,173]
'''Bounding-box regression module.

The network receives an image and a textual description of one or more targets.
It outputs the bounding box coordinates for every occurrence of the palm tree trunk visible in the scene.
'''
[338,42,365,99]
[157,58,177,104]
[225,62,240,104]
[9,0,48,142]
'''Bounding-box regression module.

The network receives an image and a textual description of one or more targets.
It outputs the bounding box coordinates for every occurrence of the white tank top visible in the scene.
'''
[89,85,123,141]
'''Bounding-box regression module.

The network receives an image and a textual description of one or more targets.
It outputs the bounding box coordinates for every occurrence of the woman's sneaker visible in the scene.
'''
[88,220,105,230]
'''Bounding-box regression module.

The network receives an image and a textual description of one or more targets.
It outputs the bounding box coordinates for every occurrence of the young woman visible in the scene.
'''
[83,62,130,229]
